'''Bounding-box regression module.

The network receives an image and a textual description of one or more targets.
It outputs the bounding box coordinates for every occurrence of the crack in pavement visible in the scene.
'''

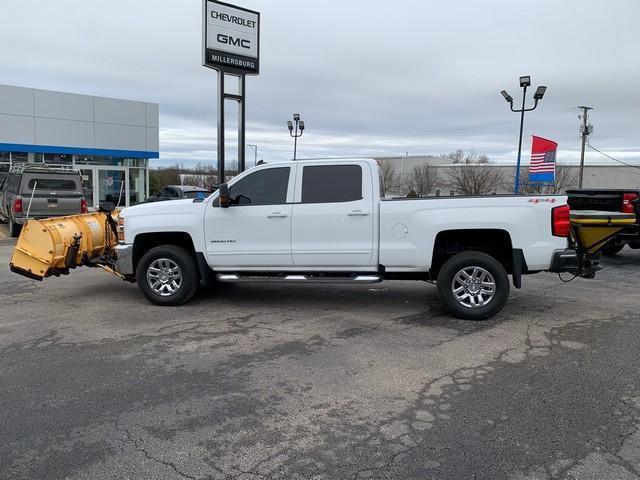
[115,422,209,480]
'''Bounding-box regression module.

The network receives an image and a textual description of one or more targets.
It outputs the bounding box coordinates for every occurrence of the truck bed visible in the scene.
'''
[567,189,640,213]
[379,194,568,272]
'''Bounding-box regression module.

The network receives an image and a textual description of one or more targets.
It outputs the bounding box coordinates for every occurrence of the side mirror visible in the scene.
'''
[218,183,230,208]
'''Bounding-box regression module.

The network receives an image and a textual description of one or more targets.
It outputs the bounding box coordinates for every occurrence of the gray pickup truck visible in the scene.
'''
[0,167,87,237]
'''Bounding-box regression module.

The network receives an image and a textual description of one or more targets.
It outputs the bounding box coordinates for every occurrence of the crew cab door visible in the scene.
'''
[291,163,375,267]
[204,165,295,268]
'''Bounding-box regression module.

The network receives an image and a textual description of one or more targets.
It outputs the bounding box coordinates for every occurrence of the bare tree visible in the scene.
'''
[441,149,467,164]
[517,164,580,194]
[149,165,181,194]
[181,163,218,188]
[379,161,398,193]
[444,151,504,195]
[406,164,438,197]
[150,162,224,193]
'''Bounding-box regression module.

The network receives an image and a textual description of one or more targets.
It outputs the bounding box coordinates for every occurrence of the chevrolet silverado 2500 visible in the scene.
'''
[106,158,581,320]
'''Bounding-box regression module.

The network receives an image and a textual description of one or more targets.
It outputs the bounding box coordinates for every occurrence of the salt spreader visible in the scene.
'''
[550,208,637,278]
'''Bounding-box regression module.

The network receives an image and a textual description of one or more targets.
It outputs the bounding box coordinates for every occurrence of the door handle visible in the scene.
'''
[348,210,370,216]
[267,212,288,218]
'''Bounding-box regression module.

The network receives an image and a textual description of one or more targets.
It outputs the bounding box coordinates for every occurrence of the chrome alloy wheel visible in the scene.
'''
[451,266,496,309]
[147,258,183,296]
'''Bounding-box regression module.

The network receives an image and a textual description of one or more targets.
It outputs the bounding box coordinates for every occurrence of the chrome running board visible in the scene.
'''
[216,273,383,284]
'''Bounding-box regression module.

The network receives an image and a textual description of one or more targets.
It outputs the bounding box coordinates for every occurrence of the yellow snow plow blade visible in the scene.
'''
[9,209,119,281]
[570,210,636,253]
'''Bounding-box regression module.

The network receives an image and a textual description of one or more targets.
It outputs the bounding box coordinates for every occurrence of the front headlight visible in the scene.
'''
[117,217,125,242]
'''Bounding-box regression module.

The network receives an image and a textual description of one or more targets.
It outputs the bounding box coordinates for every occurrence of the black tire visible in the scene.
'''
[436,251,510,321]
[136,245,199,306]
[600,242,625,256]
[9,217,22,238]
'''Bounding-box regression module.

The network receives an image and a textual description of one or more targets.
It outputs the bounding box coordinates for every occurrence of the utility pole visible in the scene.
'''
[577,106,593,189]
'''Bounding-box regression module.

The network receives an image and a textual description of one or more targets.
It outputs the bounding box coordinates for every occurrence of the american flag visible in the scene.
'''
[529,150,556,173]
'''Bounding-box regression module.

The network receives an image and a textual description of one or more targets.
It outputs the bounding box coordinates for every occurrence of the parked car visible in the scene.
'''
[0,167,87,237]
[147,185,211,203]
[114,158,581,320]
[567,189,640,255]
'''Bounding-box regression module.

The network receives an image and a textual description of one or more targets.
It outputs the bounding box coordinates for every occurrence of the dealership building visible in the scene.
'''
[0,84,159,208]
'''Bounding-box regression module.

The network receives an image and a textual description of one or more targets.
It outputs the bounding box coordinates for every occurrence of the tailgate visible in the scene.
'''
[19,173,83,217]
[566,189,625,212]
[22,194,82,217]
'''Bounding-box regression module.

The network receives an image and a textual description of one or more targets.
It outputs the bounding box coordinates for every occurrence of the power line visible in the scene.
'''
[588,143,640,170]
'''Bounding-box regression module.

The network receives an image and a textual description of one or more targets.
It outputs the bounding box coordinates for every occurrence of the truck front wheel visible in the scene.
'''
[436,251,510,320]
[136,245,199,306]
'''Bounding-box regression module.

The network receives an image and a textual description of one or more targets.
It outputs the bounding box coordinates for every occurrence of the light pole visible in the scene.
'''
[247,143,258,166]
[500,76,547,193]
[287,113,305,160]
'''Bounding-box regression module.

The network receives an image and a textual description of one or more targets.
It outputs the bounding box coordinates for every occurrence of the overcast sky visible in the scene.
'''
[2,0,639,168]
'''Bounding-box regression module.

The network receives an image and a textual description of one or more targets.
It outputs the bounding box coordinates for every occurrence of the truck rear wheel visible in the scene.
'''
[9,217,22,238]
[136,245,199,306]
[436,251,510,320]
[600,242,625,256]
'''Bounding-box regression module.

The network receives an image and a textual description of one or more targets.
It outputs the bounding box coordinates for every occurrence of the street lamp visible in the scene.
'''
[501,75,547,193]
[287,113,305,160]
[247,143,258,166]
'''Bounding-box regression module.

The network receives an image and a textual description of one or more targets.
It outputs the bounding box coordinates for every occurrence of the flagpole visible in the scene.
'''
[514,85,527,194]
[500,76,547,194]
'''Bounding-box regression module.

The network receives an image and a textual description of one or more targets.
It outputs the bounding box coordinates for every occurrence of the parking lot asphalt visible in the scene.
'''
[1,241,640,480]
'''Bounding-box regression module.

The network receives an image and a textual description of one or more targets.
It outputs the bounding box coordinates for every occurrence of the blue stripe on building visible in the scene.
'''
[0,143,159,159]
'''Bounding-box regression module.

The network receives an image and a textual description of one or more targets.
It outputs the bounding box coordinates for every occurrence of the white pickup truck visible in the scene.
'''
[115,158,577,320]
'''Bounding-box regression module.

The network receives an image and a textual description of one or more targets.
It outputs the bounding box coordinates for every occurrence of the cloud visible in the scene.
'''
[1,0,639,168]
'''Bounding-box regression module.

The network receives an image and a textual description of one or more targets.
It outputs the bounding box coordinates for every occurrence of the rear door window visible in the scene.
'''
[301,165,362,203]
[7,174,19,193]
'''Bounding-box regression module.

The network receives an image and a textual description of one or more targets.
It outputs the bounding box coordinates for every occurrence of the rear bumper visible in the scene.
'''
[549,249,579,273]
[549,248,601,278]
[115,244,134,276]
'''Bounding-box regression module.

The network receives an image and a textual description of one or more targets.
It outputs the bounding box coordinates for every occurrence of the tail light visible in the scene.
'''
[552,204,570,237]
[12,198,23,214]
[117,217,125,242]
[80,198,88,214]
[622,193,638,214]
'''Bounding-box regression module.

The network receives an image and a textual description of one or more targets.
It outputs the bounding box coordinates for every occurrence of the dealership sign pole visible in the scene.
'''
[203,0,260,183]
